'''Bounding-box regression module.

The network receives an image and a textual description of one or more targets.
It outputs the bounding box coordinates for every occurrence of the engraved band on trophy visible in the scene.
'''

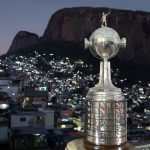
[84,12,127,146]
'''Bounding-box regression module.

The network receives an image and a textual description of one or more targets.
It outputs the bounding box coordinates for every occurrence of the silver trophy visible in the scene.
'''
[84,12,127,146]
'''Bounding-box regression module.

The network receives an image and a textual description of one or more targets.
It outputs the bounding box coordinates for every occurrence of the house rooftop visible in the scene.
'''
[13,111,45,116]
[11,126,48,135]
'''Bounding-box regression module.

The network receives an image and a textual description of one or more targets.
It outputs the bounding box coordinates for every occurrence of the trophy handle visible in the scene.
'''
[120,37,126,49]
[84,38,91,49]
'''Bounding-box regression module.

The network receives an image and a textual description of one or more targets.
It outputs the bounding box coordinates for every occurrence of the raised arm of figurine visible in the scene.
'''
[106,11,111,16]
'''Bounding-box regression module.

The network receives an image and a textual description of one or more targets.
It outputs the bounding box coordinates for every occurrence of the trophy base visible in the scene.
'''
[65,139,136,150]
[84,140,136,150]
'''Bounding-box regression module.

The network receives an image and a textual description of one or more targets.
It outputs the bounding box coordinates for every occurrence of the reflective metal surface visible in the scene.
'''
[84,27,126,61]
[85,96,127,145]
[84,15,127,146]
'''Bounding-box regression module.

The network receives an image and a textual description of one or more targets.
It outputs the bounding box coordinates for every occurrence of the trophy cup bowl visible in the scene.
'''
[84,26,126,60]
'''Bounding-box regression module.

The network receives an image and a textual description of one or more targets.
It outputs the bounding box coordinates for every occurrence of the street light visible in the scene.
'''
[0,103,9,109]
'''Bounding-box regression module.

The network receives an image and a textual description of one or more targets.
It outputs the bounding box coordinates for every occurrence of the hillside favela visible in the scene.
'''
[1,6,150,150]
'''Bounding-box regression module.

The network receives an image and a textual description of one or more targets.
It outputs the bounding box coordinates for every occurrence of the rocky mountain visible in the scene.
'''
[8,31,40,53]
[8,7,150,64]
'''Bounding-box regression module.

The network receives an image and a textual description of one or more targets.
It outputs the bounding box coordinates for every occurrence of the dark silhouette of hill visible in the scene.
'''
[4,7,150,82]
[7,7,150,66]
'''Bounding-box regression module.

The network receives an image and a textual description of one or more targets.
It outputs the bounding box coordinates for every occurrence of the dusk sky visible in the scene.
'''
[0,0,150,55]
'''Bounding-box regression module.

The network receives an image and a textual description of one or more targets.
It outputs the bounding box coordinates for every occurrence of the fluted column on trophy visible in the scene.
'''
[83,12,130,149]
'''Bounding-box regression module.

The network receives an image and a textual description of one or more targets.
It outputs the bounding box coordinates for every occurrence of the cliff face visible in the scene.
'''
[42,7,150,64]
[8,31,40,53]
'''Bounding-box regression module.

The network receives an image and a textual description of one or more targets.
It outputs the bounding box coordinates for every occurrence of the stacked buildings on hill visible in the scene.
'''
[0,51,150,149]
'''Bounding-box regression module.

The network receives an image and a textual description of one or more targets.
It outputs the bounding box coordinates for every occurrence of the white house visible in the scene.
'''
[11,110,54,130]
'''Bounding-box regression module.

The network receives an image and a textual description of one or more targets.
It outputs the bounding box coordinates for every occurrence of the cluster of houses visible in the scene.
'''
[0,78,54,149]
[0,51,150,149]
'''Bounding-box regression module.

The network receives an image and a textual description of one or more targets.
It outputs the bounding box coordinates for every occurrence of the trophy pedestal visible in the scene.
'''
[84,140,136,150]
[65,139,136,150]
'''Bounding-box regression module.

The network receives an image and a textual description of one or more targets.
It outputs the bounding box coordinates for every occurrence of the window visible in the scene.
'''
[20,117,26,122]
[37,116,42,121]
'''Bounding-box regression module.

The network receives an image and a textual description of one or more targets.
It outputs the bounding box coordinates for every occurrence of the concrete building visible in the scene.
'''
[22,87,48,108]
[0,117,9,142]
[11,110,54,129]
[0,79,20,102]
